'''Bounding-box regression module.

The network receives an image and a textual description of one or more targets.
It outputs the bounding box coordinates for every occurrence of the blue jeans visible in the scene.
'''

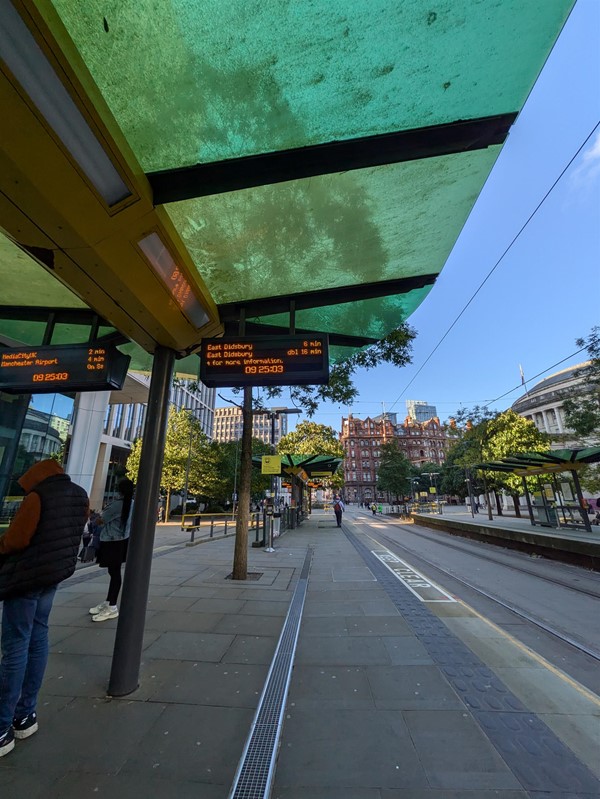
[0,585,57,734]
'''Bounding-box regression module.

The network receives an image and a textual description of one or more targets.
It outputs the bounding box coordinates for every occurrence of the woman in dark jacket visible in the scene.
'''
[89,478,134,622]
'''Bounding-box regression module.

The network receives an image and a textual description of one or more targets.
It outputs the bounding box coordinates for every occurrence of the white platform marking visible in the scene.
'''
[371,549,456,603]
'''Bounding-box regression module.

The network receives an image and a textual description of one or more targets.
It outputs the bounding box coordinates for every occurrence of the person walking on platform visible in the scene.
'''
[333,495,344,527]
[89,478,134,623]
[0,459,88,758]
[371,502,377,515]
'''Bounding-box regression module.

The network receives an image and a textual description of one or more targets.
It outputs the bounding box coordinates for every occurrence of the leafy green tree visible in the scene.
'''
[206,438,272,505]
[376,440,412,500]
[562,327,600,441]
[278,421,345,490]
[277,421,344,457]
[127,407,212,517]
[481,410,549,514]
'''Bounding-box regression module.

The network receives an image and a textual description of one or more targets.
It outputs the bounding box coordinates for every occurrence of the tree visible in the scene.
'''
[481,410,549,514]
[445,407,549,516]
[277,421,344,458]
[206,437,272,505]
[562,327,600,441]
[376,440,412,500]
[127,407,212,517]
[230,326,415,579]
[278,421,345,490]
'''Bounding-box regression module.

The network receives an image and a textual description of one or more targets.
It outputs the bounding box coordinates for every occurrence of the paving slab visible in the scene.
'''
[143,630,234,661]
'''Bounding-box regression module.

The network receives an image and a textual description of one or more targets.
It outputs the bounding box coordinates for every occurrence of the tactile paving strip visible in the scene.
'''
[344,527,600,795]
[228,547,313,799]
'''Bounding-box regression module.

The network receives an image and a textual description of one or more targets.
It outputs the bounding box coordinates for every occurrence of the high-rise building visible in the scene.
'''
[406,400,437,422]
[213,406,293,446]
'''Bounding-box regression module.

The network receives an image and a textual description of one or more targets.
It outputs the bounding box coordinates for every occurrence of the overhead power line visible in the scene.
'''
[388,120,600,413]
[485,346,586,405]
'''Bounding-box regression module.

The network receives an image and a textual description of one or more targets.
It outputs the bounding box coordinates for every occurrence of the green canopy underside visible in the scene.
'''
[165,147,501,307]
[52,0,572,172]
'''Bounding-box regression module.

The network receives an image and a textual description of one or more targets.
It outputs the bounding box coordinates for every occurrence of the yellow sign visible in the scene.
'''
[429,487,437,494]
[261,455,281,474]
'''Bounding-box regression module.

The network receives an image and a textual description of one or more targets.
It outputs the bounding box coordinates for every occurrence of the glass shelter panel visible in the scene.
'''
[52,0,573,172]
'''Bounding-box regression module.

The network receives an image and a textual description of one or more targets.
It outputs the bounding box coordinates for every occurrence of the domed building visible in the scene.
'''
[511,362,597,448]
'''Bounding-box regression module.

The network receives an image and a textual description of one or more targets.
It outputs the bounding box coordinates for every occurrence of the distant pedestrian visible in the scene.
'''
[89,477,134,623]
[333,496,344,527]
[371,502,377,515]
[0,460,88,758]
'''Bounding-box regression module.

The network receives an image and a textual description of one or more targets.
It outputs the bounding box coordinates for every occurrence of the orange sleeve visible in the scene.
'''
[0,493,41,553]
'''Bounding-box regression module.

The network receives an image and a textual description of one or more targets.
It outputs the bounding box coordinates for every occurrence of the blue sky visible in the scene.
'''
[274,0,600,432]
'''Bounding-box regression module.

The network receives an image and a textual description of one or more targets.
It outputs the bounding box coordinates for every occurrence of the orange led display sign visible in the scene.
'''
[0,344,130,394]
[200,335,329,387]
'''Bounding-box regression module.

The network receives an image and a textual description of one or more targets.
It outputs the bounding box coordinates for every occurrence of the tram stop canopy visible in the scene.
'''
[0,0,575,373]
[475,447,600,477]
[252,453,343,481]
[475,447,600,533]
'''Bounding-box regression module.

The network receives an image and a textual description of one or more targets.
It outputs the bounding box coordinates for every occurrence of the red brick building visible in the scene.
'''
[340,413,449,502]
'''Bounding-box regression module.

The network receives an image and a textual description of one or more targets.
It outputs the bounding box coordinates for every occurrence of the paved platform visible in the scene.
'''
[1,508,599,797]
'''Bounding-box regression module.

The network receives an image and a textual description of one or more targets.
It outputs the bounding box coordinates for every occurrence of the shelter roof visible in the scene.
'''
[0,1,575,373]
[475,447,600,476]
[252,453,342,479]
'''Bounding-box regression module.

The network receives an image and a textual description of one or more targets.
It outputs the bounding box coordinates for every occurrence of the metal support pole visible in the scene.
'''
[572,469,592,533]
[210,516,214,537]
[522,476,535,526]
[108,346,175,696]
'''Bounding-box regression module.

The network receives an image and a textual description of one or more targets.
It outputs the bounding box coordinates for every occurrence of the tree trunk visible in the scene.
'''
[512,494,521,518]
[232,386,252,580]
[494,490,503,516]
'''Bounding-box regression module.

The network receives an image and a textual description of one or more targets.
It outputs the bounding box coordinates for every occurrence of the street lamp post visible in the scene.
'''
[263,407,300,551]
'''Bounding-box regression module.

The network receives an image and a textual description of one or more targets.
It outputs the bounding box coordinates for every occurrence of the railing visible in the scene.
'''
[182,507,304,545]
[181,512,236,543]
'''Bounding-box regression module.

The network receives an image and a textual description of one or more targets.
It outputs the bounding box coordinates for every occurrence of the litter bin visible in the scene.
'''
[273,511,281,538]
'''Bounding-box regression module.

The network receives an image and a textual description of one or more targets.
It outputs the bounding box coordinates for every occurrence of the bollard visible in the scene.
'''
[254,513,260,545]
[210,516,214,537]
[190,525,195,544]
[224,518,228,535]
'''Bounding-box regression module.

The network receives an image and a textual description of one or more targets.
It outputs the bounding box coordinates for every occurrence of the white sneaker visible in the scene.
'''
[91,606,118,622]
[89,601,109,615]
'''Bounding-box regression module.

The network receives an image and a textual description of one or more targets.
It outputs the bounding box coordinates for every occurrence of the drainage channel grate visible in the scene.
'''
[343,527,600,796]
[228,547,313,799]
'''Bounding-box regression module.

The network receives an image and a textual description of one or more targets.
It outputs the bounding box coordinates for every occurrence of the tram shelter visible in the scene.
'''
[0,1,576,694]
[475,447,600,534]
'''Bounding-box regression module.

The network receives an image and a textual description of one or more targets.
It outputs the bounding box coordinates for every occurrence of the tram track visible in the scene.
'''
[365,523,600,664]
[380,517,600,599]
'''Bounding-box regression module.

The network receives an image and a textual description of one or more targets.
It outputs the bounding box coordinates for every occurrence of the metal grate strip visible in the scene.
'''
[228,547,313,799]
[344,528,600,796]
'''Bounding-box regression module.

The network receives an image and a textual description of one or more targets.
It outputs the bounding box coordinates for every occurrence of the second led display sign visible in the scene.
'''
[200,335,329,387]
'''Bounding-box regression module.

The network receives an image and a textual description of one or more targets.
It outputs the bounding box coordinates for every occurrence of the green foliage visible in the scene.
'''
[442,408,549,497]
[266,325,415,416]
[277,421,344,457]
[376,440,413,498]
[277,421,345,489]
[206,438,272,503]
[126,406,212,495]
[562,327,600,440]
[481,410,549,494]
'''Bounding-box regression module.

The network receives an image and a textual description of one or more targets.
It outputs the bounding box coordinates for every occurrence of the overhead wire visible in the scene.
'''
[388,120,600,413]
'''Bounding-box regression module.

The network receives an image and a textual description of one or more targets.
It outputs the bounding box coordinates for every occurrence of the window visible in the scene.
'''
[112,405,123,437]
